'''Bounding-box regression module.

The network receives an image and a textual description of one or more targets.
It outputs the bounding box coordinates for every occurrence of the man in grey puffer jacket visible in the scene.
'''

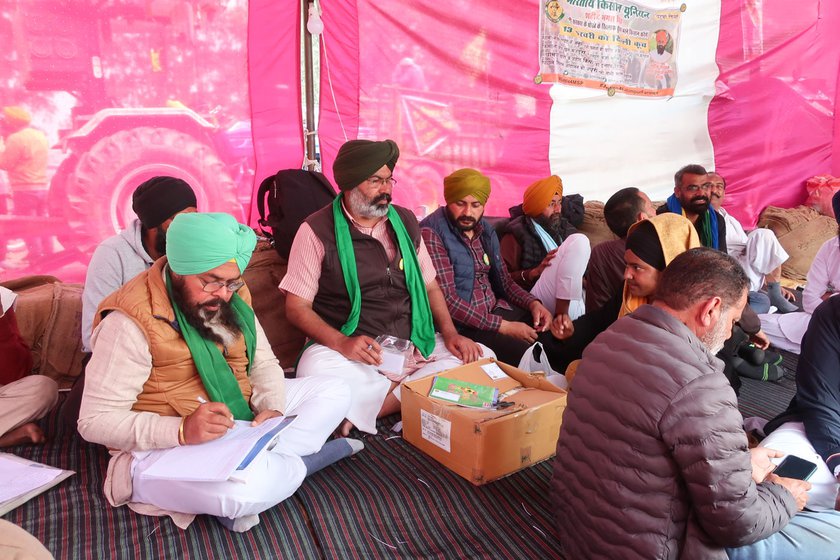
[551,248,840,559]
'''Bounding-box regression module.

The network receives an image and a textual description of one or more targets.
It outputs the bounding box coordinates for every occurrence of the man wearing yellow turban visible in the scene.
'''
[79,213,362,533]
[0,106,49,260]
[420,168,563,368]
[282,139,485,437]
[500,175,591,334]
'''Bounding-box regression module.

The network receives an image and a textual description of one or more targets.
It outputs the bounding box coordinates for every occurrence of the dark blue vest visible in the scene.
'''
[420,207,506,303]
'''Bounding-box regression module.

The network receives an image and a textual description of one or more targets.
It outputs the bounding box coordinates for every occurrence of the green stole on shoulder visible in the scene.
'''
[165,270,256,420]
[331,196,435,357]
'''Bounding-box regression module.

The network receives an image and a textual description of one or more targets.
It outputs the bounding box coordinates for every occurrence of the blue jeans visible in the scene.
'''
[726,510,840,560]
[748,291,771,314]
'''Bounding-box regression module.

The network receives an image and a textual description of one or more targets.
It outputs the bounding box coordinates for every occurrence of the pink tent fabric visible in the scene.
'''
[709,0,840,227]
[317,0,552,218]
[1,0,839,282]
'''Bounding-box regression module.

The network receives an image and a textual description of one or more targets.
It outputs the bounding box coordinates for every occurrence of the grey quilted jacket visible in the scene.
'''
[551,304,796,559]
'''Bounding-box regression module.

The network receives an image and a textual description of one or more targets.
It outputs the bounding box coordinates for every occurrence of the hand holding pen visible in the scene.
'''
[181,396,235,445]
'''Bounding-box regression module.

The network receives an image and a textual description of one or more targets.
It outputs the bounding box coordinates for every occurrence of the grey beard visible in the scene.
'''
[346,188,390,218]
[170,274,243,346]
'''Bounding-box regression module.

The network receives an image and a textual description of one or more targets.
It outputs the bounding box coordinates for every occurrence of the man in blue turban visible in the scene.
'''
[79,213,361,533]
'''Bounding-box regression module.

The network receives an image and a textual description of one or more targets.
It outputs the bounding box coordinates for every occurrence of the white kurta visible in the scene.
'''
[760,237,840,354]
[720,208,789,292]
[761,422,839,511]
[530,232,591,320]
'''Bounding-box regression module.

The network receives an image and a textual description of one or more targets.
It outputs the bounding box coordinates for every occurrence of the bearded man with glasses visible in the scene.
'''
[79,212,360,533]
[657,163,728,252]
[282,139,488,437]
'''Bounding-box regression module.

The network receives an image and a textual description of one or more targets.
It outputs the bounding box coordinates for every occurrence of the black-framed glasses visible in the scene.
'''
[198,277,245,293]
[683,182,711,193]
[366,175,397,187]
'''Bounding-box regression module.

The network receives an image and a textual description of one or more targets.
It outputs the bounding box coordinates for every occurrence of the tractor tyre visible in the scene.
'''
[63,127,242,246]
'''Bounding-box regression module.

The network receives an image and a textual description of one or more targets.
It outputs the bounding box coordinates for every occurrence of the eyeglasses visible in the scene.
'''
[683,182,711,193]
[198,277,246,293]
[366,175,397,188]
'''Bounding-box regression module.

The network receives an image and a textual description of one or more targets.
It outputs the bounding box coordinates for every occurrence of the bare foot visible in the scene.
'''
[335,419,354,438]
[0,423,46,448]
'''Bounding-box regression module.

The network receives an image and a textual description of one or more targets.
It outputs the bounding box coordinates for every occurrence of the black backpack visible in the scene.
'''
[256,169,336,259]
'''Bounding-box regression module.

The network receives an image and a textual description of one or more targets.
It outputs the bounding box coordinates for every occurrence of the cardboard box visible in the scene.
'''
[401,358,567,485]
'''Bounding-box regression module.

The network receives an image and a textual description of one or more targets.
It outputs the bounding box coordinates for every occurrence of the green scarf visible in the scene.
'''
[165,270,256,421]
[332,195,435,357]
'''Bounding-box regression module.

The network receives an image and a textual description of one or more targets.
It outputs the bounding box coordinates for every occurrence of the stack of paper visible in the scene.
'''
[0,453,74,516]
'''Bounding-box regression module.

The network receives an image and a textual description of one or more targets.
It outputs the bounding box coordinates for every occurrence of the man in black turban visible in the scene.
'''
[64,176,198,428]
[281,139,486,436]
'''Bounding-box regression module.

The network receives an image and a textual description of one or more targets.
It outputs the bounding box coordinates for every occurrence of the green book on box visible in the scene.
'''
[428,376,499,409]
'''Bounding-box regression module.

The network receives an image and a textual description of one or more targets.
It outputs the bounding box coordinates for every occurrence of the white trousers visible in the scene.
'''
[0,376,58,437]
[759,311,811,355]
[762,422,839,511]
[730,229,789,292]
[530,233,591,320]
[130,376,350,519]
[296,334,494,434]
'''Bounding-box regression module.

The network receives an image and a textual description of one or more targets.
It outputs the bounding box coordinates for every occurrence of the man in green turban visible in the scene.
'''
[79,212,362,533]
[282,139,487,436]
[420,168,561,369]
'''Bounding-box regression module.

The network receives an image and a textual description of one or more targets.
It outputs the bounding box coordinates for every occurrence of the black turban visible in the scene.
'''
[332,139,400,191]
[626,219,666,271]
[132,176,197,228]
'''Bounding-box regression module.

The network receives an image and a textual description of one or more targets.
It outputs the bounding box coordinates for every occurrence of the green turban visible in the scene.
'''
[333,139,400,191]
[166,213,257,275]
[443,168,491,205]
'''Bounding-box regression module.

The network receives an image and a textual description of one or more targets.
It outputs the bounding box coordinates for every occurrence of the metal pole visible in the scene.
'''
[303,0,317,171]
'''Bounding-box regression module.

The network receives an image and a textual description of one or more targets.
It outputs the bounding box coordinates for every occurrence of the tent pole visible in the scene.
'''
[303,0,317,171]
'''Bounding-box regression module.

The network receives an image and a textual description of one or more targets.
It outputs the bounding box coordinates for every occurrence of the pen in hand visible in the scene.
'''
[197,396,234,423]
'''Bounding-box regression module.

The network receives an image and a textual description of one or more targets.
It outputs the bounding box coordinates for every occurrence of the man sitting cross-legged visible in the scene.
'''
[282,139,486,437]
[708,171,797,314]
[500,175,591,320]
[420,168,557,368]
[79,213,360,532]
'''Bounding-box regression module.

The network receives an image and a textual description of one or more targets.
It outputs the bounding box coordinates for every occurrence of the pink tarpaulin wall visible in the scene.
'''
[2,0,840,283]
[317,0,553,218]
[0,0,302,282]
[710,0,840,227]
[318,0,840,227]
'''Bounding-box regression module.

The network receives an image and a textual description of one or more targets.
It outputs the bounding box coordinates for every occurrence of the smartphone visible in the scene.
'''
[773,455,818,481]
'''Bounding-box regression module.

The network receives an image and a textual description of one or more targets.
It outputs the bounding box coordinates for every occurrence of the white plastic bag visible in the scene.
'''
[517,342,568,389]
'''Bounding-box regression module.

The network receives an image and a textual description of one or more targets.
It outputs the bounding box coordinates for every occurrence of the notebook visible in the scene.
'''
[137,415,297,483]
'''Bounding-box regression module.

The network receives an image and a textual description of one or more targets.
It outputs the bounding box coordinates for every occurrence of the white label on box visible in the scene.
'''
[481,362,509,381]
[429,388,460,402]
[420,409,451,453]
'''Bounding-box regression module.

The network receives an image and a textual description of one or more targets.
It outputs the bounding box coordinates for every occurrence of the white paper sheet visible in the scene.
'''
[0,455,65,502]
[138,415,296,482]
